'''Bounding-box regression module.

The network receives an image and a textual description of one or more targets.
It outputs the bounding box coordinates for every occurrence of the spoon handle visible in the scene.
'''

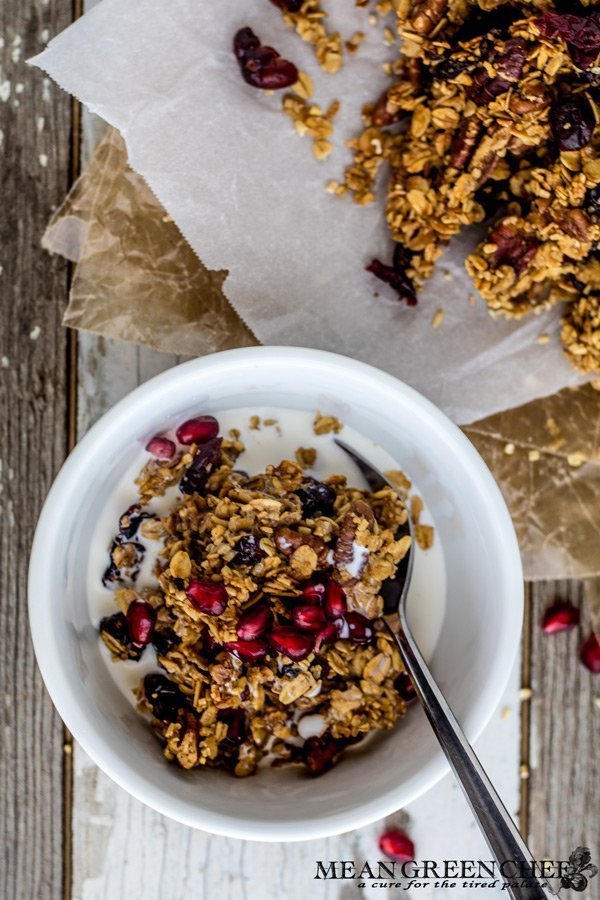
[393,617,554,900]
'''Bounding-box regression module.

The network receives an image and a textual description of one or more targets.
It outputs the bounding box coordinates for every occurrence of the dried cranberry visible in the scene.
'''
[118,503,151,539]
[324,579,347,620]
[269,626,315,661]
[431,53,475,82]
[218,708,248,746]
[145,435,176,460]
[580,634,600,673]
[269,0,303,12]
[233,27,298,91]
[303,733,345,776]
[236,604,273,640]
[301,579,326,605]
[102,538,145,586]
[126,600,156,647]
[541,601,580,634]
[295,480,336,518]
[345,611,374,645]
[179,437,222,495]
[144,673,187,722]
[202,629,222,658]
[176,415,219,445]
[186,579,229,616]
[224,638,268,662]
[151,628,181,655]
[394,671,417,702]
[99,612,143,660]
[467,38,526,105]
[379,829,415,862]
[233,534,265,566]
[489,223,539,273]
[537,13,600,71]
[366,258,417,305]
[293,604,328,631]
[550,95,595,151]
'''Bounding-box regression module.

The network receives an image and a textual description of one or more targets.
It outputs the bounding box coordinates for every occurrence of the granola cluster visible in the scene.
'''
[338,1,600,372]
[99,415,416,777]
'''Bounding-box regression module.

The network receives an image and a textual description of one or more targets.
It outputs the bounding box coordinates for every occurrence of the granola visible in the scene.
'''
[99,413,418,777]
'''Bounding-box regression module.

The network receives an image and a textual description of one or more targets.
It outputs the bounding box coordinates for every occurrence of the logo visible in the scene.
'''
[559,848,598,894]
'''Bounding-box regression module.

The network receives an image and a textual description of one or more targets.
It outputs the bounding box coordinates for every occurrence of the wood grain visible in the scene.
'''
[529,579,599,865]
[0,2,73,898]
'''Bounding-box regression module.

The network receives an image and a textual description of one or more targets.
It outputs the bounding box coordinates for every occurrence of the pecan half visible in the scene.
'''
[274,526,330,569]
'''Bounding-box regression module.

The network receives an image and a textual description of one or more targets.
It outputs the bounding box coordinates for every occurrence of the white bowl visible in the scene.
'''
[29,346,522,841]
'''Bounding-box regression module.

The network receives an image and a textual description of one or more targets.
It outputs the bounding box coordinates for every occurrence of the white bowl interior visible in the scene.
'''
[29,347,522,840]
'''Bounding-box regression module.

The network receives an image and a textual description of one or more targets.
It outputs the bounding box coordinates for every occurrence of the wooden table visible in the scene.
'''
[1,3,598,898]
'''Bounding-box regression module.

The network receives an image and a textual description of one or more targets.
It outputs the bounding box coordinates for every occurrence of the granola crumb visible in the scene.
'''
[519,687,533,701]
[567,452,587,468]
[431,309,444,329]
[313,411,343,435]
[384,469,411,496]
[520,764,530,780]
[295,446,317,468]
[249,415,261,430]
[409,494,424,525]
[528,449,541,462]
[504,443,515,456]
[537,334,550,345]
[414,524,434,551]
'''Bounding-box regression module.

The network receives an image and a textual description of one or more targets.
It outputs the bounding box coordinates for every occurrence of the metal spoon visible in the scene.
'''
[335,438,554,900]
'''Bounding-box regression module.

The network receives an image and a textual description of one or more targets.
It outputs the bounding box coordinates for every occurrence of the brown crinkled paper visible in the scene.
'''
[43,129,600,581]
[43,127,257,355]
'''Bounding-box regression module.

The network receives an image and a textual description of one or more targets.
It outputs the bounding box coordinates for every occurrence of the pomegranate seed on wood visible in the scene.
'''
[145,435,176,460]
[580,634,600,674]
[224,639,268,662]
[176,415,219,445]
[126,600,156,647]
[378,829,415,862]
[541,601,580,634]
[236,604,273,640]
[269,626,315,661]
[186,579,228,616]
[293,605,327,632]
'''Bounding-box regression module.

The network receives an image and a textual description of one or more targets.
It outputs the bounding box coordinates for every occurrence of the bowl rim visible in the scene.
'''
[28,345,523,841]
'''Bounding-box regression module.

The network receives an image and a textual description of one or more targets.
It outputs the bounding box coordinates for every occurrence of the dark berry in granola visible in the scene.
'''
[118,503,151,540]
[218,708,248,746]
[179,437,222,495]
[269,626,315,661]
[489,223,539,274]
[394,671,417,703]
[224,638,269,662]
[585,185,600,221]
[233,534,265,566]
[269,0,303,11]
[186,579,229,616]
[233,27,298,91]
[236,603,273,640]
[366,258,417,306]
[344,611,374,646]
[537,12,600,71]
[145,435,176,460]
[151,627,181,656]
[295,479,336,518]
[99,612,143,661]
[176,415,219,445]
[126,600,156,647]
[144,673,187,723]
[303,733,345,776]
[466,38,527,106]
[102,537,145,587]
[550,95,596,151]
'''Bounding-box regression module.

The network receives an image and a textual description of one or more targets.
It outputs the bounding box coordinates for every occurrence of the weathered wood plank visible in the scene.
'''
[529,579,599,865]
[0,2,73,898]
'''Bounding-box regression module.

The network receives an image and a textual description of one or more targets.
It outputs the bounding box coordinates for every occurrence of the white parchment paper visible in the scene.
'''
[31,0,585,423]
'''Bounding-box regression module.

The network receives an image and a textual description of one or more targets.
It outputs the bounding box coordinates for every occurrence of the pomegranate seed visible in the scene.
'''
[176,415,219,445]
[145,435,176,459]
[304,733,344,776]
[293,605,327,632]
[394,672,417,702]
[186,579,228,616]
[126,600,156,646]
[541,601,580,634]
[378,829,415,863]
[236,604,273,640]
[324,579,347,620]
[344,611,374,645]
[580,634,600,674]
[218,708,247,745]
[269,626,315,661]
[203,629,222,657]
[224,638,268,662]
[314,621,340,652]
[302,579,326,605]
